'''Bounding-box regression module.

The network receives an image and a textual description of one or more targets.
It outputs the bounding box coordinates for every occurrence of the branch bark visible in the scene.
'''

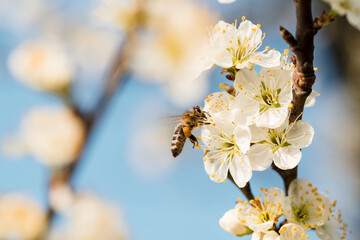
[228,174,254,201]
[40,32,137,239]
[277,0,325,194]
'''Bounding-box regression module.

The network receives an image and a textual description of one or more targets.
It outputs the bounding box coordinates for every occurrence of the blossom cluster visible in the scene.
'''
[188,17,350,239]
[198,18,315,188]
[220,179,348,240]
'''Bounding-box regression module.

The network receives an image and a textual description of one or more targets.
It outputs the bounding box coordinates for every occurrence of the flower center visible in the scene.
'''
[256,128,291,153]
[219,133,239,161]
[254,81,282,114]
[292,203,310,223]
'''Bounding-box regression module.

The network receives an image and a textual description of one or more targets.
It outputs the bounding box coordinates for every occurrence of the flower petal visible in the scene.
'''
[286,120,314,148]
[247,144,273,171]
[273,146,301,170]
[234,125,251,153]
[256,107,288,129]
[249,50,281,68]
[249,125,268,143]
[229,154,252,188]
[304,90,320,108]
[219,209,252,237]
[203,152,229,183]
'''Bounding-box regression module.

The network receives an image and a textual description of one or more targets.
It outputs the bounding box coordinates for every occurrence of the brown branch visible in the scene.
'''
[277,0,333,194]
[39,32,137,240]
[228,174,254,201]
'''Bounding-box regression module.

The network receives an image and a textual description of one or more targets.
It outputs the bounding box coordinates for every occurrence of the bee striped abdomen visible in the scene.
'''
[171,123,186,158]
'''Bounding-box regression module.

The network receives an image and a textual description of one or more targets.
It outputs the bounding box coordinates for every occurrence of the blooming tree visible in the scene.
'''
[0,0,358,239]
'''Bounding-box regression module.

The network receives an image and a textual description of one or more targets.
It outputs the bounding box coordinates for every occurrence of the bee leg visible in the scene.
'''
[198,121,212,125]
[189,134,198,148]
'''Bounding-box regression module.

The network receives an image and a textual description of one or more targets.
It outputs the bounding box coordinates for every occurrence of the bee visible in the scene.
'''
[171,106,211,158]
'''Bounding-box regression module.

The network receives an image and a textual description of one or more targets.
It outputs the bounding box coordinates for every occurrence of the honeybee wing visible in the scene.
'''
[160,115,184,125]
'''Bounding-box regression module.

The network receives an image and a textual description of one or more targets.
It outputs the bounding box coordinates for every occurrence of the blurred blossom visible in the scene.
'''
[322,0,360,30]
[0,193,46,240]
[50,193,127,240]
[94,0,216,106]
[93,0,144,32]
[49,184,74,213]
[8,40,75,92]
[218,0,237,3]
[0,0,50,31]
[3,106,86,167]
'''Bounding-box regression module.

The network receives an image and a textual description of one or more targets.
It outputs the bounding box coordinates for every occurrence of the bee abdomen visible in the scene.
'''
[171,123,186,158]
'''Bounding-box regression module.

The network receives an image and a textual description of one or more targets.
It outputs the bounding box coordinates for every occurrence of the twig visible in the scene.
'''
[276,0,332,194]
[39,31,137,240]
[228,174,254,201]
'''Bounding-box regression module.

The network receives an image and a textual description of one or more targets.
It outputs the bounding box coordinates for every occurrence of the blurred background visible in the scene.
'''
[0,0,359,239]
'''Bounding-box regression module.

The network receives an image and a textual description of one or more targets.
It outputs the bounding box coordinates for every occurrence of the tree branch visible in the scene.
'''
[228,174,254,201]
[277,0,329,194]
[39,32,137,239]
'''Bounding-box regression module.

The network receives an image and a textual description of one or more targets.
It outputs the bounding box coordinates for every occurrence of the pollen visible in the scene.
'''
[265,46,270,51]
[257,24,261,28]
[197,136,201,140]
[314,67,318,71]
[211,174,215,178]
[242,16,246,20]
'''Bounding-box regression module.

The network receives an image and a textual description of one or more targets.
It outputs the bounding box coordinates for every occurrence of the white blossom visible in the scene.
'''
[316,210,348,240]
[305,90,320,108]
[0,194,46,240]
[201,91,252,187]
[50,193,127,240]
[234,68,293,128]
[252,230,279,240]
[236,187,285,232]
[4,106,86,167]
[277,223,308,240]
[219,209,252,237]
[284,179,331,230]
[248,120,314,171]
[251,224,308,240]
[196,18,280,78]
[8,40,75,92]
[322,0,360,30]
[218,0,237,4]
[95,0,215,106]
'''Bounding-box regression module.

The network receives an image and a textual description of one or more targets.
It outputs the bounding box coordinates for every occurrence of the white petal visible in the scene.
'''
[204,152,229,183]
[247,144,273,171]
[212,49,233,68]
[230,94,259,126]
[252,231,279,240]
[287,178,313,198]
[229,154,252,188]
[204,91,232,114]
[249,50,281,68]
[234,68,260,95]
[286,120,314,148]
[265,187,285,214]
[201,126,222,149]
[218,0,237,3]
[249,125,268,143]
[234,125,251,153]
[238,20,262,47]
[304,90,320,108]
[256,107,288,129]
[279,223,306,240]
[219,209,252,236]
[253,221,275,233]
[273,146,301,170]
[316,218,341,240]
